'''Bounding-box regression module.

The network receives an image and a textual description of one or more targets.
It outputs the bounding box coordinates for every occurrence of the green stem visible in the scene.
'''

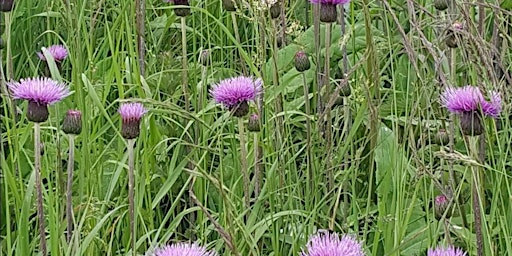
[238,118,249,207]
[253,133,260,197]
[271,18,284,188]
[127,139,136,255]
[136,0,146,76]
[180,17,190,112]
[231,12,247,75]
[66,135,75,243]
[324,22,333,191]
[313,3,321,114]
[34,123,47,256]
[468,136,484,256]
[302,72,313,194]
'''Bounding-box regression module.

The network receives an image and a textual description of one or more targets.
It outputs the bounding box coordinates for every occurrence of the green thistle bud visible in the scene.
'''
[248,113,260,132]
[270,3,281,19]
[222,0,236,11]
[294,51,311,72]
[434,194,451,220]
[62,110,82,135]
[433,0,449,11]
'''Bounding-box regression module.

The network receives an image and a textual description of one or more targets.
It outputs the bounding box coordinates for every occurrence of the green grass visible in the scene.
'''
[1,0,512,255]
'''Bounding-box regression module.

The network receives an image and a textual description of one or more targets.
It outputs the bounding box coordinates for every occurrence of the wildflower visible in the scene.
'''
[62,110,82,135]
[301,231,365,256]
[309,0,350,23]
[294,51,311,72]
[441,86,501,135]
[118,102,146,139]
[428,245,466,256]
[37,45,68,62]
[8,77,70,122]
[434,194,451,220]
[151,242,218,256]
[210,76,262,117]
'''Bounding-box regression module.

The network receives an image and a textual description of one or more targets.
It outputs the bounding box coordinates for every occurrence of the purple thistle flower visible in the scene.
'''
[151,242,218,256]
[428,245,467,256]
[118,102,147,139]
[37,45,68,62]
[8,77,70,122]
[301,232,365,256]
[8,77,70,105]
[309,0,351,5]
[210,76,262,117]
[441,86,501,117]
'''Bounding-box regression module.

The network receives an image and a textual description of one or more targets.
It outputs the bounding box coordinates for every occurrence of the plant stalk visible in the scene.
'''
[468,136,484,256]
[231,12,247,75]
[238,118,250,207]
[180,17,190,112]
[324,22,333,190]
[136,0,146,76]
[34,123,47,256]
[302,72,313,193]
[66,134,75,243]
[127,139,136,255]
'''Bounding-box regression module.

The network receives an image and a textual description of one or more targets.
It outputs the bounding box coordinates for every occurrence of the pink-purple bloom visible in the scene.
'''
[118,102,147,139]
[8,77,70,105]
[301,232,365,256]
[428,245,466,256]
[210,76,262,117]
[150,242,218,256]
[309,0,350,4]
[441,86,501,117]
[37,45,68,62]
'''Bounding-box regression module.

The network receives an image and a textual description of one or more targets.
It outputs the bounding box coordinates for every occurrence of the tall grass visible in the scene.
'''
[1,0,512,255]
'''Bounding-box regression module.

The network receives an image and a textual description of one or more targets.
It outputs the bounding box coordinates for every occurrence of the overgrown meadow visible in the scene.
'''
[1,0,512,255]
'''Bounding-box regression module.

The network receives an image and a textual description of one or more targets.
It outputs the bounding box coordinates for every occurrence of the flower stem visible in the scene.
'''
[231,12,247,75]
[253,133,261,198]
[127,139,136,255]
[34,123,47,256]
[238,118,249,207]
[324,22,333,191]
[66,134,75,243]
[468,135,484,256]
[180,17,190,112]
[302,72,313,194]
[136,0,146,76]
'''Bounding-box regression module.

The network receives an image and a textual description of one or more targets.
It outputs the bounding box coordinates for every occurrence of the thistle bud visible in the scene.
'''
[433,0,449,11]
[434,128,450,145]
[119,103,146,140]
[62,110,82,135]
[434,194,451,220]
[248,113,260,132]
[222,0,236,11]
[199,50,210,66]
[173,0,190,17]
[294,51,311,72]
[445,22,463,48]
[270,3,281,19]
[0,0,14,12]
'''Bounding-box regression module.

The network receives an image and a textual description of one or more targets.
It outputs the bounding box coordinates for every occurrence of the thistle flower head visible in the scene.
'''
[301,232,365,256]
[37,45,68,62]
[151,242,218,256]
[118,102,146,139]
[210,76,262,117]
[434,194,451,220]
[427,245,467,256]
[309,0,351,5]
[62,110,82,135]
[248,113,261,132]
[441,86,501,117]
[8,77,70,105]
